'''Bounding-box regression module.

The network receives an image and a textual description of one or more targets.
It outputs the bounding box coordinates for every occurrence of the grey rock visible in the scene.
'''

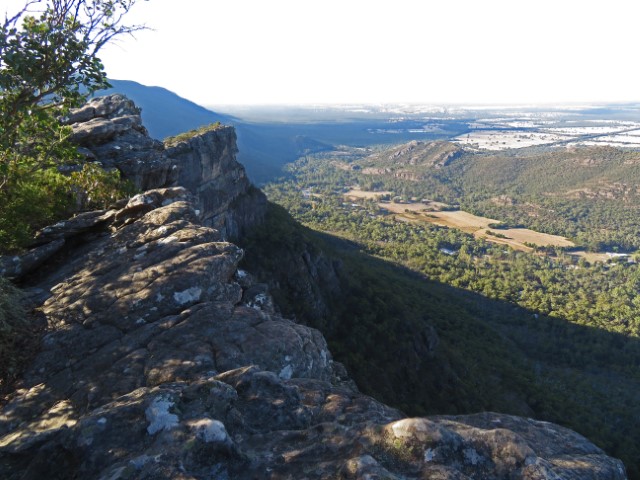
[164,128,267,239]
[241,283,277,314]
[0,239,65,279]
[63,94,141,125]
[33,209,116,244]
[64,94,266,240]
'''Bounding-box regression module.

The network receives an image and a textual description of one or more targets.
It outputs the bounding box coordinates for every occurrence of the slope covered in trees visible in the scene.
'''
[296,142,640,251]
[252,145,640,478]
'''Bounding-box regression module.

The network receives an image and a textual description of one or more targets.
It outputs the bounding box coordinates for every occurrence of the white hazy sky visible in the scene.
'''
[4,0,640,106]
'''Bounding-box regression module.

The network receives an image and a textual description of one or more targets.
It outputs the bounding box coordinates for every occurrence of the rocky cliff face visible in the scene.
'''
[66,94,265,240]
[0,96,628,479]
[164,129,265,240]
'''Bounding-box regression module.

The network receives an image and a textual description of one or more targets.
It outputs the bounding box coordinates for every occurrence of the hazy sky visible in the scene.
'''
[4,0,640,106]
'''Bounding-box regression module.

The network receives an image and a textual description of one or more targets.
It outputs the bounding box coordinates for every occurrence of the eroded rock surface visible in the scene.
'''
[1,96,265,279]
[0,188,626,479]
[65,94,265,239]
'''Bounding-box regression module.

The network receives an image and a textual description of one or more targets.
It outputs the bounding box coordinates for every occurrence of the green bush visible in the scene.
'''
[164,122,223,146]
[0,163,134,254]
[68,163,136,210]
[0,166,71,253]
[0,0,146,254]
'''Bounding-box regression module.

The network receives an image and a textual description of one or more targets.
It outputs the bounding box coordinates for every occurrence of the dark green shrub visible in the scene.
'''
[0,163,134,254]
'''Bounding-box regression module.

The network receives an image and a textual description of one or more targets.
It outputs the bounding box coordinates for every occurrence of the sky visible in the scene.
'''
[4,0,640,107]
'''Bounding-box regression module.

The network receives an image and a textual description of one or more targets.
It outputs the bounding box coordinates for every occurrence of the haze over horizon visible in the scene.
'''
[4,0,640,107]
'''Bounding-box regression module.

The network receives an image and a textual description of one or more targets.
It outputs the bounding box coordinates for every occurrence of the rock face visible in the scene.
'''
[0,96,628,479]
[64,94,265,240]
[164,128,266,239]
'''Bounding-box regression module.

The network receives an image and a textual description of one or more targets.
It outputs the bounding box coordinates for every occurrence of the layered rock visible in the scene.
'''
[64,94,171,190]
[64,94,265,240]
[163,126,266,239]
[1,95,265,280]
[0,188,627,479]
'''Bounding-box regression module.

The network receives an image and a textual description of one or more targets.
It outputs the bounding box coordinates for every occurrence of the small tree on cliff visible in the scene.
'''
[0,0,146,251]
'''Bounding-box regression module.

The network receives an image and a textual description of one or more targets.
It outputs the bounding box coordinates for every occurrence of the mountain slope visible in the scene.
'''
[340,140,640,250]
[98,80,333,183]
[240,202,640,480]
[0,94,627,480]
[98,79,234,140]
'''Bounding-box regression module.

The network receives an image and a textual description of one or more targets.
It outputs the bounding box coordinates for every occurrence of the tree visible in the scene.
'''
[0,0,145,251]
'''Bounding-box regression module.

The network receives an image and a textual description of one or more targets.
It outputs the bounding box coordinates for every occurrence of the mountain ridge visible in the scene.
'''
[98,79,236,139]
[99,80,335,183]
[0,94,628,479]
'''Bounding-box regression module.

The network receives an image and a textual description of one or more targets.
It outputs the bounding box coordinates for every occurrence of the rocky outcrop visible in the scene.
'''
[164,127,266,239]
[0,188,626,479]
[64,94,265,240]
[0,96,628,478]
[64,94,171,190]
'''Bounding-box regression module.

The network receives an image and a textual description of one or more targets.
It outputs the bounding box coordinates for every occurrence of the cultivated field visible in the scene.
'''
[418,210,497,234]
[453,120,640,151]
[344,190,577,251]
[453,131,566,150]
[474,227,575,251]
[344,188,393,200]
[377,200,447,213]
[379,204,575,251]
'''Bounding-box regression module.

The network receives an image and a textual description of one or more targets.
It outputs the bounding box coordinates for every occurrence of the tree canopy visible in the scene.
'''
[0,0,145,251]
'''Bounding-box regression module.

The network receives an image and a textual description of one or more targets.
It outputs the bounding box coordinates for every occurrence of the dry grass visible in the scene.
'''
[392,208,575,250]
[378,201,447,214]
[472,229,573,252]
[494,228,574,248]
[344,188,393,200]
[413,210,497,233]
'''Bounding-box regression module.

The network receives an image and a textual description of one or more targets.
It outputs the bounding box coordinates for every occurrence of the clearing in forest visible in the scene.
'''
[379,204,575,251]
[344,188,393,200]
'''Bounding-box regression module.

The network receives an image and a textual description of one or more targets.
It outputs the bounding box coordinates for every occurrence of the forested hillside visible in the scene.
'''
[295,142,640,251]
[250,143,640,478]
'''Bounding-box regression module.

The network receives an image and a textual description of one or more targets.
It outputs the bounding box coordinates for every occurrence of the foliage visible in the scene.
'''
[68,162,135,209]
[1,0,145,160]
[296,143,640,251]
[0,0,145,252]
[0,166,71,251]
[0,163,131,253]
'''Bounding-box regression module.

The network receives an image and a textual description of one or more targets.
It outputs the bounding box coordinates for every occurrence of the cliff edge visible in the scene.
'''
[66,94,266,240]
[0,96,627,479]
